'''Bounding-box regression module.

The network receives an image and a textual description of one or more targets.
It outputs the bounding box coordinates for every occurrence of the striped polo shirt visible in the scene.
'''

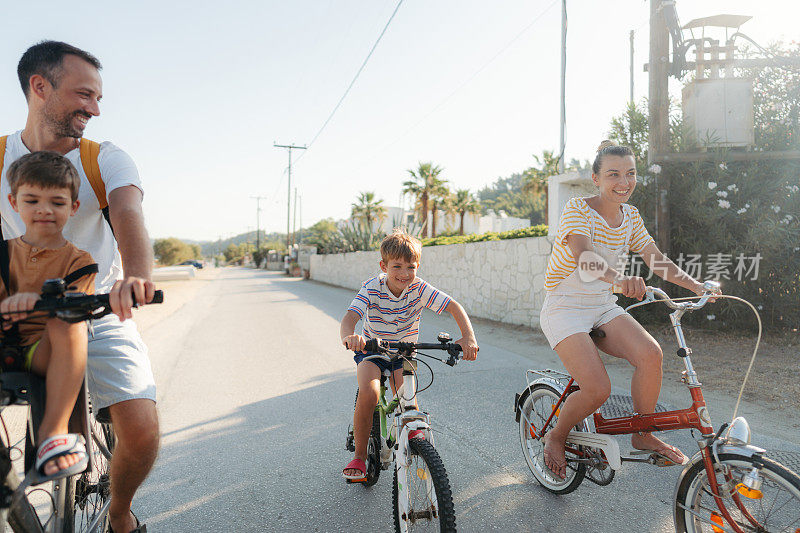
[544,197,654,291]
[348,273,452,343]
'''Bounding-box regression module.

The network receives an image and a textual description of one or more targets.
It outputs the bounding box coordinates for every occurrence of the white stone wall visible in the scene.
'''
[310,236,554,329]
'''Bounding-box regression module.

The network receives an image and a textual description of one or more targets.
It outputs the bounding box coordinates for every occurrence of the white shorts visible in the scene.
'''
[87,315,157,410]
[539,292,628,350]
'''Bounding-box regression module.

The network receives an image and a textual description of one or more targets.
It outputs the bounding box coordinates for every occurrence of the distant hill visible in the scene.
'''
[198,231,287,256]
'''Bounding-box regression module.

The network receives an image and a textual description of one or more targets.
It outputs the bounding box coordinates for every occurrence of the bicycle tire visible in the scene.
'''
[517,384,586,495]
[362,410,381,487]
[393,438,456,533]
[674,452,800,532]
[63,416,115,533]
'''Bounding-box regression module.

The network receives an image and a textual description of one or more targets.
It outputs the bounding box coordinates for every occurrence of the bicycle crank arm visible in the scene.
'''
[565,431,622,470]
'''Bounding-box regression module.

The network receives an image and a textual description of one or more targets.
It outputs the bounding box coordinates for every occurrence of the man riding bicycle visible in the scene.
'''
[1,41,157,533]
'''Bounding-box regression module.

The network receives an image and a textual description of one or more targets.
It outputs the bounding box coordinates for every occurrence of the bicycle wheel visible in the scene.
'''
[362,410,381,487]
[518,384,586,494]
[675,452,800,532]
[62,416,115,533]
[393,438,456,533]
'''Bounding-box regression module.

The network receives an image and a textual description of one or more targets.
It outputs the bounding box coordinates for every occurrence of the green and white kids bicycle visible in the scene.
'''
[345,334,463,533]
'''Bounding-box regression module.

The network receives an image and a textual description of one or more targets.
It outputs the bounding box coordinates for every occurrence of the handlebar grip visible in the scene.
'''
[149,290,164,304]
[364,339,379,353]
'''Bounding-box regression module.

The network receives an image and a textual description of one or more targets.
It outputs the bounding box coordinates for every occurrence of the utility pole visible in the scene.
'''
[630,29,635,103]
[558,0,567,174]
[274,143,307,250]
[298,194,303,245]
[648,0,671,254]
[292,188,298,247]
[250,196,267,250]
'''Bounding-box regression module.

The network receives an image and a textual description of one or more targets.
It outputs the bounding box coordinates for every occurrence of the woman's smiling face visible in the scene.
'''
[593,154,637,203]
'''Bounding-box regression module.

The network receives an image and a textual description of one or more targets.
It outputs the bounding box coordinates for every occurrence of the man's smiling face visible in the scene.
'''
[41,54,102,139]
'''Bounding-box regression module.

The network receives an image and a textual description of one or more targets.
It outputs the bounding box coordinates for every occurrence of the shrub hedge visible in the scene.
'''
[421,224,549,247]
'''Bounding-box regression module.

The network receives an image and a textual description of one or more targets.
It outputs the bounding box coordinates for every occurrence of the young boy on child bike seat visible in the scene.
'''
[340,228,479,480]
[0,151,97,480]
[539,141,719,480]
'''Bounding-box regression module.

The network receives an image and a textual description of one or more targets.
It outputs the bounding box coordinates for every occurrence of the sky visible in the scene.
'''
[0,0,797,242]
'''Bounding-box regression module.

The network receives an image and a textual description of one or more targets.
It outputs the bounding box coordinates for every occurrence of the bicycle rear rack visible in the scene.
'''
[525,368,573,392]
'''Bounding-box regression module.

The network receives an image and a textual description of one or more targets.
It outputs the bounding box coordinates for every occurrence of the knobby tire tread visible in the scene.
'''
[393,438,457,532]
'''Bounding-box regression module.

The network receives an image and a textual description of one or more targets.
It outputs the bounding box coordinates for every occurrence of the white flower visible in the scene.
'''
[772,205,781,213]
[716,191,728,198]
[745,203,750,208]
[708,182,718,190]
[640,175,650,186]
[795,247,800,252]
[718,200,731,209]
[719,162,728,170]
[648,164,662,174]
[706,314,716,320]
[757,305,763,310]
[727,184,739,192]
[787,214,794,221]
[742,172,747,177]
[737,208,747,214]
[788,185,800,193]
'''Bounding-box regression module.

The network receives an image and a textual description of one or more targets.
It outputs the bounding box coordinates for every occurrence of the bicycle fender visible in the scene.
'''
[514,376,566,422]
[396,421,430,467]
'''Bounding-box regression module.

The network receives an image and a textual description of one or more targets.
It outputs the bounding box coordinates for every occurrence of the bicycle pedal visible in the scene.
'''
[345,477,367,484]
[627,451,679,467]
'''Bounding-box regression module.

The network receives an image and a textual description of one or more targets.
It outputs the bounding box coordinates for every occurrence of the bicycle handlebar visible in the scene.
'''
[18,289,165,323]
[625,280,721,313]
[363,337,463,366]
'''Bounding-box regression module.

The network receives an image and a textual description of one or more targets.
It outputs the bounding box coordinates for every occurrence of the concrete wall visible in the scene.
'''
[548,169,596,237]
[310,236,554,329]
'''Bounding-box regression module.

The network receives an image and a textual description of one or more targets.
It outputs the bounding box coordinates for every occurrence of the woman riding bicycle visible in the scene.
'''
[539,140,717,480]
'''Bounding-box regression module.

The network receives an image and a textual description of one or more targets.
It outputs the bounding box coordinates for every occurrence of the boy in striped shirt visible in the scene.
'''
[340,228,479,480]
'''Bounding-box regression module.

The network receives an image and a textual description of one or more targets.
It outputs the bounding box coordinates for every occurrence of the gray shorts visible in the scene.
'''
[87,315,157,410]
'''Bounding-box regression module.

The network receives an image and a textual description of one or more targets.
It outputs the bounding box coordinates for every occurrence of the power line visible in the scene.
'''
[294,0,404,165]
[354,0,560,165]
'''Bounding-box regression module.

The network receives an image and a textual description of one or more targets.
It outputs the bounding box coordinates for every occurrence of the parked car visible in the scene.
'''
[179,260,204,269]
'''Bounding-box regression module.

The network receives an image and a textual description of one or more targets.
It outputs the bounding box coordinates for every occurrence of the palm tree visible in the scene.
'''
[448,189,481,235]
[522,150,561,226]
[402,162,446,238]
[428,183,450,238]
[351,191,387,232]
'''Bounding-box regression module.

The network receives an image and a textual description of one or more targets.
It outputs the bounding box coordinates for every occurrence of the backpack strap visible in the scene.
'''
[0,135,10,291]
[79,139,106,209]
[0,135,7,172]
[79,138,113,232]
[63,263,99,288]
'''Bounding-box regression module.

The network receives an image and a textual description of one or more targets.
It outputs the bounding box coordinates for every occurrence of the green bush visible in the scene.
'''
[421,224,548,247]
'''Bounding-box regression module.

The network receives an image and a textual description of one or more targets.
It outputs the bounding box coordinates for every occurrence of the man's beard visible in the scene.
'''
[42,102,89,139]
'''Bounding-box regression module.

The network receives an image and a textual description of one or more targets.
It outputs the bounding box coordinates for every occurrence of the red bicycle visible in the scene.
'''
[514,282,800,532]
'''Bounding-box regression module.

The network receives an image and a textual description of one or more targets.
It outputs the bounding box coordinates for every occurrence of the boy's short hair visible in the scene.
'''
[7,151,81,201]
[380,228,422,264]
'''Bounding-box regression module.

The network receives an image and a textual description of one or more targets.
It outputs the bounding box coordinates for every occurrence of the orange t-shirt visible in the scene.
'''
[0,238,96,346]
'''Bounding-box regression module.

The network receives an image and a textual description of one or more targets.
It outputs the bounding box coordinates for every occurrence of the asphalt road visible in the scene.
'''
[135,267,800,532]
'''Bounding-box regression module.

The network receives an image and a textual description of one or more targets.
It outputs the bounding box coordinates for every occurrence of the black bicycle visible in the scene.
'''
[0,278,162,533]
